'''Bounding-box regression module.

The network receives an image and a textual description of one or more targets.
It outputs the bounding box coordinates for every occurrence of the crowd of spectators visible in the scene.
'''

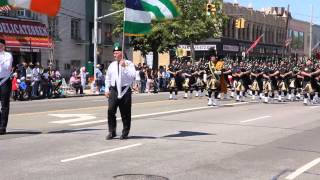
[133,63,170,94]
[11,61,174,101]
[11,61,90,101]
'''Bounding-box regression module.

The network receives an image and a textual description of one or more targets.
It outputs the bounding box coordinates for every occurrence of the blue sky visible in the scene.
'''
[224,0,320,24]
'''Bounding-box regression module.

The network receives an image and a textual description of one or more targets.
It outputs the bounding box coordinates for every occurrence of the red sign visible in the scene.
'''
[0,18,52,49]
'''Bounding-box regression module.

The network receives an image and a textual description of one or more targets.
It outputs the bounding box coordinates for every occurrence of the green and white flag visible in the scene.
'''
[124,0,180,36]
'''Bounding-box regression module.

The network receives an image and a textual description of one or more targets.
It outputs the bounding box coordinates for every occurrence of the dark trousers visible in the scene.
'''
[72,83,83,94]
[108,87,132,136]
[140,80,146,93]
[0,79,12,131]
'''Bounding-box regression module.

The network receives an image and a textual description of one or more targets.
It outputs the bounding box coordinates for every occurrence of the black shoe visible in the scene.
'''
[119,134,128,140]
[106,132,116,140]
[0,129,6,135]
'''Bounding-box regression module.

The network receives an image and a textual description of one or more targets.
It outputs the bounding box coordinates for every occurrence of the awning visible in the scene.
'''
[0,18,53,52]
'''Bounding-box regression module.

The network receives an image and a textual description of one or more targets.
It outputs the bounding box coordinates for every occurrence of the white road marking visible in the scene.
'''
[70,119,106,126]
[285,158,320,180]
[70,102,249,126]
[61,143,142,163]
[240,115,271,123]
[49,114,96,124]
[92,100,107,102]
[310,106,320,109]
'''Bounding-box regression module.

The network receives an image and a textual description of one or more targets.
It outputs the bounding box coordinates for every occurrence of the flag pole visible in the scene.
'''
[122,5,126,59]
[93,0,98,81]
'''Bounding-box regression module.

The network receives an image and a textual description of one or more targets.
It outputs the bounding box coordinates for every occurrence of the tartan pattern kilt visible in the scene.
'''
[289,79,296,89]
[182,78,190,89]
[235,80,245,92]
[251,80,260,91]
[207,77,220,90]
[278,80,288,91]
[232,80,238,90]
[303,82,314,94]
[168,78,176,88]
[263,80,273,93]
[196,77,205,88]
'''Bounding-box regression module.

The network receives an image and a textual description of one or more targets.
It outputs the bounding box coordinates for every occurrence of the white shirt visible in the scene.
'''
[105,60,136,93]
[80,71,87,87]
[33,67,41,81]
[0,51,13,79]
[135,70,141,81]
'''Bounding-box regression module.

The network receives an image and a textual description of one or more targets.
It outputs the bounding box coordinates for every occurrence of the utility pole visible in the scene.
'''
[309,4,313,58]
[93,0,124,81]
[93,0,98,81]
[283,4,290,58]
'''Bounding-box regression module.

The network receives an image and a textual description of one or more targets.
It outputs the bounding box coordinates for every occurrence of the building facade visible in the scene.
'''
[288,18,320,57]
[38,0,88,76]
[154,2,290,66]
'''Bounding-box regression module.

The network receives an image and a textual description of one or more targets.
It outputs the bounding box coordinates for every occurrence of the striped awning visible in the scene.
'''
[0,18,52,51]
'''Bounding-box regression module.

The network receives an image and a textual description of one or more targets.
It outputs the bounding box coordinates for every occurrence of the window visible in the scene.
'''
[104,23,113,44]
[71,19,81,40]
[71,60,81,69]
[55,60,60,71]
[17,9,27,17]
[16,9,37,19]
[48,17,60,40]
[291,30,304,50]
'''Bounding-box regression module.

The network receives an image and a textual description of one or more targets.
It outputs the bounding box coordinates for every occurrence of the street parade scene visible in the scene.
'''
[1,0,320,180]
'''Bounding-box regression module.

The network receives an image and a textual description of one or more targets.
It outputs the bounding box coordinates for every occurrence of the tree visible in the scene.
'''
[112,0,227,68]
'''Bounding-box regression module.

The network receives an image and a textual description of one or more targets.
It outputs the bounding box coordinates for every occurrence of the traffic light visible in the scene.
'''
[206,3,216,16]
[240,18,245,28]
[235,18,245,29]
[235,19,241,28]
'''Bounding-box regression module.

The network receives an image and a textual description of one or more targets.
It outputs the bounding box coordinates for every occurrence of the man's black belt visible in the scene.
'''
[110,86,130,91]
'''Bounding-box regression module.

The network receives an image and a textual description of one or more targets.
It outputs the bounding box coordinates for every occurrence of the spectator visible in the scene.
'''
[25,62,33,100]
[95,64,104,94]
[41,68,50,98]
[134,66,141,93]
[146,68,153,93]
[11,73,18,101]
[80,66,87,93]
[153,69,159,93]
[32,62,41,97]
[70,70,83,95]
[139,67,146,93]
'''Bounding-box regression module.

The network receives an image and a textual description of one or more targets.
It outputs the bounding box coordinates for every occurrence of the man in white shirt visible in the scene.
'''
[105,43,136,140]
[0,39,13,135]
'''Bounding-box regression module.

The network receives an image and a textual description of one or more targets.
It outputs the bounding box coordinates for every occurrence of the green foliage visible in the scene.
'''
[112,0,227,56]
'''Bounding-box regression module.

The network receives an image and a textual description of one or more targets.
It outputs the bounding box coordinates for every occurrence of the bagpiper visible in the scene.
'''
[167,59,181,100]
[206,54,221,106]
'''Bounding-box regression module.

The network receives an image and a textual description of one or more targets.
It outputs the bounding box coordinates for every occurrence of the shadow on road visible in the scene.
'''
[6,131,42,135]
[128,131,214,140]
[48,128,104,134]
[163,131,214,138]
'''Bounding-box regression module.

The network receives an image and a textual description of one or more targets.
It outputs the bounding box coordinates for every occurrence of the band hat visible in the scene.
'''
[113,42,122,52]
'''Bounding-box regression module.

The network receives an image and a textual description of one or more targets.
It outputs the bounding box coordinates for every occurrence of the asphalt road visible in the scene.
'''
[1,93,320,180]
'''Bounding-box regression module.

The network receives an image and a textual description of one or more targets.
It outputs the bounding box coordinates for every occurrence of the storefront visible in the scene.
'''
[0,18,52,66]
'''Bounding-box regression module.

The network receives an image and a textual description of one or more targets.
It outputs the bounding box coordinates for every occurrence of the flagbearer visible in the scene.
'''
[0,39,13,135]
[105,43,136,140]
